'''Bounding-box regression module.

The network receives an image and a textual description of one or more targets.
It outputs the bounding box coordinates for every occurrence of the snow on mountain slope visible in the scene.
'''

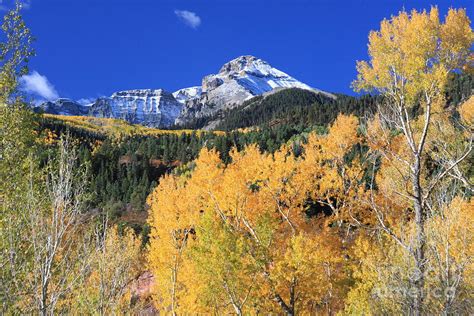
[215,55,331,97]
[88,89,182,127]
[176,55,334,124]
[172,86,202,104]
[219,56,314,92]
[38,55,333,128]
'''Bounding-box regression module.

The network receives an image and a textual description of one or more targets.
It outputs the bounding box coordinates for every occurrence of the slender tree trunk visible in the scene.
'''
[230,300,242,316]
[171,260,178,316]
[171,232,187,316]
[412,157,426,316]
[40,261,51,316]
[40,290,47,316]
[289,278,296,316]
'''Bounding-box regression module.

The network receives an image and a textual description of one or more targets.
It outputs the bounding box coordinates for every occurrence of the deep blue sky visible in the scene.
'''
[13,0,474,100]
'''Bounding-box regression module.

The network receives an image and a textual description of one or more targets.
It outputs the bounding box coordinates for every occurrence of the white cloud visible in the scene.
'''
[174,10,201,29]
[20,71,59,101]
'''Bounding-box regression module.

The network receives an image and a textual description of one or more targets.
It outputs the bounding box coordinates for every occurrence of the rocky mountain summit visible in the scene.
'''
[172,86,202,104]
[175,55,334,125]
[37,56,332,128]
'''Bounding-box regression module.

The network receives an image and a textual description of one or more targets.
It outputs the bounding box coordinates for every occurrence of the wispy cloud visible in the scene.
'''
[22,0,31,9]
[20,71,59,101]
[0,0,31,11]
[174,10,201,29]
[0,0,7,11]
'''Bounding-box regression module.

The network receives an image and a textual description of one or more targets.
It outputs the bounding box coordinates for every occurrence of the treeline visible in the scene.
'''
[215,71,474,130]
[178,88,377,130]
[41,118,312,221]
[213,89,380,131]
[180,72,473,131]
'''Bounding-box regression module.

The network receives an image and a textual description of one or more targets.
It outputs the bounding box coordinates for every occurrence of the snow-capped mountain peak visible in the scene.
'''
[175,55,334,124]
[37,55,333,128]
[199,55,332,100]
[219,55,288,79]
[172,86,202,104]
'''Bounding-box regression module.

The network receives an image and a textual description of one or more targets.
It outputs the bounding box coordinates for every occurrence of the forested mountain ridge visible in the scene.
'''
[40,114,222,139]
[179,88,379,130]
[38,113,317,240]
[37,69,473,133]
[179,72,473,131]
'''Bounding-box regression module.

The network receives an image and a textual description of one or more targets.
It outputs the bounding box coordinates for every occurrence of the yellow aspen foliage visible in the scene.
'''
[352,8,473,315]
[297,115,369,224]
[425,198,474,314]
[70,226,141,314]
[343,233,406,315]
[147,107,473,314]
[189,210,265,314]
[146,175,202,314]
[354,8,473,194]
[147,114,366,314]
[441,8,474,67]
[353,7,473,103]
[374,132,412,203]
[323,114,360,160]
[345,198,474,315]
[271,232,344,315]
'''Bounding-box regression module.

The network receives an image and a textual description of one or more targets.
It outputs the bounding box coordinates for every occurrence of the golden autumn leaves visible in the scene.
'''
[146,114,367,314]
[146,7,474,315]
[146,110,473,315]
[351,7,473,314]
[353,7,473,102]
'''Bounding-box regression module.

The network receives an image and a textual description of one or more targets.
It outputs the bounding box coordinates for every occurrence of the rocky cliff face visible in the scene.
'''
[172,86,202,104]
[88,89,182,127]
[39,89,184,128]
[36,98,89,116]
[37,55,333,128]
